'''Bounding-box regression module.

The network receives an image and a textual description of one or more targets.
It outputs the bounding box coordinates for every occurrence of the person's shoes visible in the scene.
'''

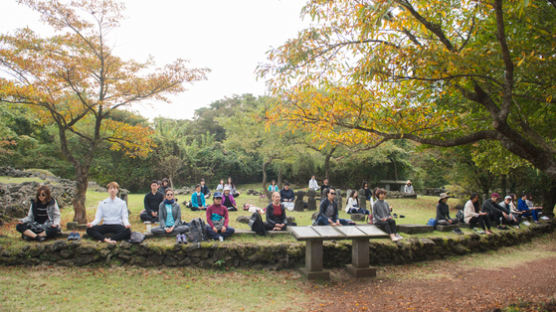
[522,221,531,226]
[35,236,46,242]
[497,225,509,230]
[181,234,188,244]
[540,216,550,220]
[395,234,403,240]
[23,235,33,241]
[176,234,182,244]
[218,235,224,242]
[453,228,464,235]
[393,213,398,218]
[399,215,405,218]
[513,225,520,229]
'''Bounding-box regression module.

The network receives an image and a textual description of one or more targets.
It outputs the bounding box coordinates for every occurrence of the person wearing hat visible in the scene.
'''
[482,193,513,229]
[499,195,520,227]
[403,180,414,194]
[436,193,458,225]
[222,186,237,211]
[280,182,295,202]
[205,192,235,241]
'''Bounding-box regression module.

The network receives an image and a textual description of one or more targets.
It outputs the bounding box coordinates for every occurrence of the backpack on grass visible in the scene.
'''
[187,218,207,243]
[128,232,145,244]
[249,212,267,236]
[455,209,465,223]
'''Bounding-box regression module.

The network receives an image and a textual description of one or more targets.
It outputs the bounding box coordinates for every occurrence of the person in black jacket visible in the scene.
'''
[200,178,210,199]
[316,188,355,226]
[140,181,164,223]
[436,193,458,225]
[279,182,295,202]
[482,193,513,229]
[265,192,296,231]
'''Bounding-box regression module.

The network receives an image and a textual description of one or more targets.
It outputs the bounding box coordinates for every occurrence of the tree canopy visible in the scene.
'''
[259,0,556,183]
[0,0,208,223]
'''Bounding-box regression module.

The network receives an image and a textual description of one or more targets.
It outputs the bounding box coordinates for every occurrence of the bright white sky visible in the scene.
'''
[0,0,308,120]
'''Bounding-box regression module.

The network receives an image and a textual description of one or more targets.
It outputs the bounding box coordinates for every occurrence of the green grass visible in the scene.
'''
[0,176,46,184]
[0,266,314,312]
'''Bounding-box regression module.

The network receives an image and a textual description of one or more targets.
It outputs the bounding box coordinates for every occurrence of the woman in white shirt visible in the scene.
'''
[345,191,369,215]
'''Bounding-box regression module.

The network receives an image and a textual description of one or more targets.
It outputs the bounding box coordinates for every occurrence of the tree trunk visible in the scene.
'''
[541,178,556,218]
[277,168,282,189]
[262,160,270,194]
[72,166,89,224]
[390,157,399,180]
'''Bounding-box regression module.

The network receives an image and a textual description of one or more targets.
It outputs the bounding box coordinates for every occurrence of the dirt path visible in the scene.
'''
[304,256,556,312]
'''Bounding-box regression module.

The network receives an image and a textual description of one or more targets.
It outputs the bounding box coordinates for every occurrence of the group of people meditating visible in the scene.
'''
[436,191,544,235]
[15,176,546,244]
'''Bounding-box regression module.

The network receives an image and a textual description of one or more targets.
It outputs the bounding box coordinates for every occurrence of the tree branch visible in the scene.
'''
[494,0,514,120]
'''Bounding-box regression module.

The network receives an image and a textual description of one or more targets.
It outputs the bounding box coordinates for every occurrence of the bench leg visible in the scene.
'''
[301,239,329,280]
[346,238,376,278]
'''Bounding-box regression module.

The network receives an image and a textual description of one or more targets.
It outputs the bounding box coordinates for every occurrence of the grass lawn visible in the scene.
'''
[0,176,48,184]
[1,232,555,312]
[0,178,511,243]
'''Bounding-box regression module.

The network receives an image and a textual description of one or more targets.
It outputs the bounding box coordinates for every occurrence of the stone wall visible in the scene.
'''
[1,221,553,269]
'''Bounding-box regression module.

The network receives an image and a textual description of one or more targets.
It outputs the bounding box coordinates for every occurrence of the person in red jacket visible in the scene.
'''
[205,192,235,241]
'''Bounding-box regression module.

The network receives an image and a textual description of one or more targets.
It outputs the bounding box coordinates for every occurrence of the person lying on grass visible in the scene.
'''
[86,182,131,245]
[17,185,61,242]
[372,188,402,242]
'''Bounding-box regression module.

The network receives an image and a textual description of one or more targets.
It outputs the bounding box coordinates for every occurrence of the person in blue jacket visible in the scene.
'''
[190,184,207,211]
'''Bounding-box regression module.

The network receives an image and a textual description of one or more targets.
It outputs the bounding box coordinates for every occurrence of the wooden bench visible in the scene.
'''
[288,225,388,280]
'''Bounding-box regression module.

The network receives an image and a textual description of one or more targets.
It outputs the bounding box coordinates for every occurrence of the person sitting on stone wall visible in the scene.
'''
[267,179,279,193]
[518,192,539,223]
[86,182,131,245]
[464,193,492,234]
[222,186,238,211]
[265,192,296,231]
[345,190,370,215]
[140,180,163,223]
[372,188,402,241]
[16,185,61,242]
[403,180,414,194]
[436,193,458,225]
[205,192,235,241]
[499,195,520,227]
[482,193,514,229]
[316,187,355,226]
[308,175,319,192]
[151,189,189,240]
[190,184,207,211]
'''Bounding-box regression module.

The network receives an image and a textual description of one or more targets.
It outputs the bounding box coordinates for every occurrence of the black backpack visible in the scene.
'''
[187,218,207,243]
[249,212,267,236]
[456,209,465,223]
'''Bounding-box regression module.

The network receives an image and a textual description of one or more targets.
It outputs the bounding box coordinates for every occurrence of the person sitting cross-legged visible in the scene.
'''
[464,193,492,234]
[265,192,296,231]
[200,178,211,199]
[267,180,279,193]
[140,180,163,223]
[205,192,235,241]
[222,186,238,211]
[436,193,458,225]
[151,189,189,237]
[316,187,355,226]
[190,184,207,211]
[372,188,402,241]
[86,182,131,245]
[345,190,369,215]
[482,193,515,229]
[16,185,61,242]
[280,182,295,202]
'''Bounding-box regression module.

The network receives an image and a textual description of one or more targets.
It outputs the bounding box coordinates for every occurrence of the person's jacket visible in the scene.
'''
[318,198,338,222]
[280,189,295,201]
[482,199,508,214]
[158,201,184,228]
[191,192,206,208]
[265,203,287,227]
[144,191,163,215]
[222,193,236,207]
[436,201,451,221]
[21,199,61,227]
